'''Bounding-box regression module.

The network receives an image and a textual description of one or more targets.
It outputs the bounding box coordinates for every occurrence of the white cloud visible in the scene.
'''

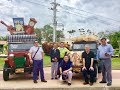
[0,0,120,37]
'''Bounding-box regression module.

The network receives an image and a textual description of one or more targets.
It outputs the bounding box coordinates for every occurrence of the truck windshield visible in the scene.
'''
[72,43,96,50]
[8,43,33,51]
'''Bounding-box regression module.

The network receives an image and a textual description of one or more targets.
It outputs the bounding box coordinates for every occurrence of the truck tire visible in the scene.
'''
[3,64,9,81]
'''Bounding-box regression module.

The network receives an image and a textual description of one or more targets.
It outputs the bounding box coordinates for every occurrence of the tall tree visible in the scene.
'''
[56,30,64,42]
[43,25,54,42]
[34,28,42,44]
[108,31,120,49]
[35,25,64,42]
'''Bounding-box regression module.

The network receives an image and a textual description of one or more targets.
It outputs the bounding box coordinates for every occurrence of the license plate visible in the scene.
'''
[15,68,24,73]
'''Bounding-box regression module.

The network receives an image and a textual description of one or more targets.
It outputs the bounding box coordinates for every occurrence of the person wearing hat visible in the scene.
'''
[98,38,114,86]
[29,41,47,83]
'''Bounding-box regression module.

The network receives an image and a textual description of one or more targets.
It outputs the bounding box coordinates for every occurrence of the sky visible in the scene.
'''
[0,0,120,38]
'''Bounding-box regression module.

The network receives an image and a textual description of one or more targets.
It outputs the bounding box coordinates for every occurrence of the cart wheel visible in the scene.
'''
[3,64,9,81]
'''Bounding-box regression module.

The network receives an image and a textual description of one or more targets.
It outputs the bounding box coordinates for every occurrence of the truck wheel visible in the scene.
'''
[3,64,9,81]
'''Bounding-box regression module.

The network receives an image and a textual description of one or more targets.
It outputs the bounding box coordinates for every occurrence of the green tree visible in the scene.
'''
[108,31,120,49]
[34,28,42,44]
[35,25,64,42]
[42,25,53,42]
[56,30,64,42]
[0,36,7,41]
[3,44,8,54]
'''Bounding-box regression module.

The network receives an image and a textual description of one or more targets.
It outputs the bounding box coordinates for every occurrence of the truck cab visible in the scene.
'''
[3,35,36,81]
[70,41,98,73]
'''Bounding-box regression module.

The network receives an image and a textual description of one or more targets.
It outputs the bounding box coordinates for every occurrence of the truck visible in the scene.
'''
[70,35,101,81]
[1,18,37,81]
[3,35,36,81]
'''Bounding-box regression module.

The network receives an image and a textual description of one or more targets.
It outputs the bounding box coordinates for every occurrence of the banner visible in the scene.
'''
[13,18,24,32]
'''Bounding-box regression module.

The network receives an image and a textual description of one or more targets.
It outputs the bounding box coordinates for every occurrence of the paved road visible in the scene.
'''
[0,67,120,90]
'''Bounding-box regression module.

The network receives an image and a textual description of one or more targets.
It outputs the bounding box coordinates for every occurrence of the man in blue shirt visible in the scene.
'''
[59,55,73,86]
[98,38,114,86]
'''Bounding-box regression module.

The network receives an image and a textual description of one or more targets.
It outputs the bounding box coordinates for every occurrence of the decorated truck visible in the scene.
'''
[0,18,37,81]
[70,35,101,80]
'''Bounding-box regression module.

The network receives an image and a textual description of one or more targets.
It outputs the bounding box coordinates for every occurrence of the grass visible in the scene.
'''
[0,56,119,70]
[0,58,5,69]
[112,57,120,70]
[43,55,51,67]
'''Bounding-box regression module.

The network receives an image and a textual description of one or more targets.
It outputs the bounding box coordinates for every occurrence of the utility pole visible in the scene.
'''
[50,0,60,42]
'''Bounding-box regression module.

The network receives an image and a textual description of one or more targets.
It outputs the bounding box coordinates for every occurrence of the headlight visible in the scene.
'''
[9,54,14,57]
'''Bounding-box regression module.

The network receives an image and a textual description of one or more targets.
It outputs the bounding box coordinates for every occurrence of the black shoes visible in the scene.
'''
[83,82,93,86]
[89,83,93,86]
[107,82,112,86]
[63,81,71,86]
[51,78,54,80]
[83,82,89,85]
[41,80,47,82]
[99,81,112,86]
[34,80,47,83]
[68,83,71,86]
[33,80,38,83]
[99,81,107,83]
[55,77,58,79]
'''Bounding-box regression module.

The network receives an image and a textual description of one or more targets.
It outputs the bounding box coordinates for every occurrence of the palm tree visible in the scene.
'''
[68,30,76,37]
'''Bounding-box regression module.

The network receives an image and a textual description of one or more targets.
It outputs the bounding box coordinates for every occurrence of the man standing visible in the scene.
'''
[50,43,60,79]
[29,41,47,83]
[98,38,114,86]
[58,42,70,63]
[59,55,73,86]
[82,44,95,86]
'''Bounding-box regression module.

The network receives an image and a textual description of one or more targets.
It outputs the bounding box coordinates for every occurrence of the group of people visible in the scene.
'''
[28,37,114,86]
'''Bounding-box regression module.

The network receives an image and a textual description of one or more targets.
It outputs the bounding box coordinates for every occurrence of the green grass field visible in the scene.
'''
[112,58,120,70]
[0,56,119,70]
[43,55,51,67]
[0,58,4,69]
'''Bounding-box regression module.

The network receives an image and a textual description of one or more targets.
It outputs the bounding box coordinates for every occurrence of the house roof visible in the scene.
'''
[0,41,7,45]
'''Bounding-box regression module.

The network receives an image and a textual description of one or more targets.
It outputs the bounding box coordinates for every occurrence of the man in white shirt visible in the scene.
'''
[29,41,47,83]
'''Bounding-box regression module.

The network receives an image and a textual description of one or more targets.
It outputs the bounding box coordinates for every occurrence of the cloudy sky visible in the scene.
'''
[0,0,120,38]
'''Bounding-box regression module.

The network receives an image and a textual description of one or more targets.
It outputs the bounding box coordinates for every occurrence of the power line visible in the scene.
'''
[59,6,119,27]
[20,1,120,28]
[22,0,118,26]
[23,0,49,8]
[61,5,120,23]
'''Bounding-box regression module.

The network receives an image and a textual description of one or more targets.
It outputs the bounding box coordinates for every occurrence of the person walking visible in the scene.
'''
[98,38,114,86]
[82,44,95,86]
[50,43,60,79]
[29,41,47,83]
